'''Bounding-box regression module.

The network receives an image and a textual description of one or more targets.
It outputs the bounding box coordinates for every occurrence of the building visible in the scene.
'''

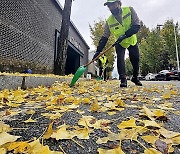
[0,0,89,74]
[88,50,99,77]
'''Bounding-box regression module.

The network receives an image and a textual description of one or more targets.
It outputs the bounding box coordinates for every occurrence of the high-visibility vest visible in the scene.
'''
[99,56,107,67]
[107,7,137,48]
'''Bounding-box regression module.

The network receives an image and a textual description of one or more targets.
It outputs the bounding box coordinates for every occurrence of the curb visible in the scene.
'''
[0,74,73,90]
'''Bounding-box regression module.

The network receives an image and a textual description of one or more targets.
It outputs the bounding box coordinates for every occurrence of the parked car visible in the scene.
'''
[145,73,157,81]
[138,75,145,80]
[155,70,180,81]
[170,70,180,80]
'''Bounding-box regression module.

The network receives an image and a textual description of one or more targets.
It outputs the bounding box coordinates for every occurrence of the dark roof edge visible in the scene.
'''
[54,0,90,49]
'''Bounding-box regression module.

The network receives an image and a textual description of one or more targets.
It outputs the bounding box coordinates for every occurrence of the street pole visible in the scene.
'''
[157,24,180,71]
[173,24,180,71]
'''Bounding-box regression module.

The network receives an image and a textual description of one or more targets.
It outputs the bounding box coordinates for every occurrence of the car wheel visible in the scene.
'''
[165,74,170,81]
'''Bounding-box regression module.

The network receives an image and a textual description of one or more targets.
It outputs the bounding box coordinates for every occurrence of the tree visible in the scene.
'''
[54,0,73,75]
[137,21,150,44]
[160,20,180,69]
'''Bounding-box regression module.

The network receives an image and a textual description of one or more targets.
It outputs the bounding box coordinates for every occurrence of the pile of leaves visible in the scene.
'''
[0,78,180,154]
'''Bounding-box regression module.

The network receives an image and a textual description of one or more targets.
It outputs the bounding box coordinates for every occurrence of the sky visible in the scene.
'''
[58,0,180,50]
[58,0,180,78]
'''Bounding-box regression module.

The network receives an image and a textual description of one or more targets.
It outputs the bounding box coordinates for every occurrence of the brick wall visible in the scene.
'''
[0,0,89,73]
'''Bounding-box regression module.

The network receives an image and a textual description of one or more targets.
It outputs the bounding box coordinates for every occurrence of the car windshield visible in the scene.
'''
[159,70,170,73]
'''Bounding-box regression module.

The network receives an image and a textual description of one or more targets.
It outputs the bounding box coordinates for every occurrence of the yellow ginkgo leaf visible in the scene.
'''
[29,137,61,154]
[142,106,155,120]
[104,102,116,108]
[153,109,166,117]
[93,119,112,130]
[110,106,124,111]
[51,124,72,140]
[34,144,51,154]
[0,148,6,154]
[171,135,180,145]
[83,98,91,104]
[25,110,36,115]
[171,90,177,95]
[114,99,125,107]
[144,148,161,154]
[119,128,139,141]
[142,120,161,128]
[141,135,159,145]
[68,104,79,109]
[24,117,37,123]
[96,137,109,144]
[29,139,41,152]
[73,127,89,139]
[6,101,21,107]
[159,128,180,138]
[117,117,137,129]
[0,132,20,146]
[96,131,119,144]
[107,111,116,116]
[0,122,11,133]
[78,116,95,128]
[162,93,171,99]
[98,146,125,154]
[43,121,54,139]
[7,141,31,154]
[76,109,85,114]
[91,99,100,112]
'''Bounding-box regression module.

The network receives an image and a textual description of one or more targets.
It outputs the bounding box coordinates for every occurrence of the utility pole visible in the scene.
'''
[54,0,73,75]
[173,23,180,71]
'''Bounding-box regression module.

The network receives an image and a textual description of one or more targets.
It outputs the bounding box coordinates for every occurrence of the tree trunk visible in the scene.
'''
[54,0,73,75]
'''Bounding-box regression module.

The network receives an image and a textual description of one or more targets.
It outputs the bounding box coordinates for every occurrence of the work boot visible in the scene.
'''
[120,78,127,87]
[131,77,142,86]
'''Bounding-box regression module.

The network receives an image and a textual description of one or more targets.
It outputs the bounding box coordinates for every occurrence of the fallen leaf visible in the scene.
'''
[0,148,6,154]
[0,122,11,133]
[142,106,155,120]
[141,135,159,145]
[98,146,125,154]
[159,128,180,138]
[0,132,20,146]
[91,99,100,112]
[24,117,37,123]
[96,132,119,144]
[118,117,137,129]
[144,148,161,154]
[155,139,168,154]
[51,124,72,140]
[7,141,31,154]
[43,121,54,139]
[142,120,161,128]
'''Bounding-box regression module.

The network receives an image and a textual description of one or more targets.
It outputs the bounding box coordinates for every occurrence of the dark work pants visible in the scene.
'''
[99,67,107,81]
[115,43,140,80]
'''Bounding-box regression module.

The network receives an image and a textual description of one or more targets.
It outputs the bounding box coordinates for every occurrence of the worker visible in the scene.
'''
[98,55,108,81]
[93,0,142,87]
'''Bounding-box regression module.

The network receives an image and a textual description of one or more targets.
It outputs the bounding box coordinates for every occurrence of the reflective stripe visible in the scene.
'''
[123,12,131,20]
[109,23,119,28]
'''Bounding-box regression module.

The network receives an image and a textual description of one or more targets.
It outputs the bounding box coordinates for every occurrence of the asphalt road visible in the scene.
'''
[141,80,180,88]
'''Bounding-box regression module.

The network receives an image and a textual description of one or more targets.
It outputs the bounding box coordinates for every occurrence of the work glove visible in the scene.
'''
[112,34,127,46]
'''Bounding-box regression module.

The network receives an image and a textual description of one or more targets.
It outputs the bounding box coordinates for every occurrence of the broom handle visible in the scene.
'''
[84,45,114,67]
